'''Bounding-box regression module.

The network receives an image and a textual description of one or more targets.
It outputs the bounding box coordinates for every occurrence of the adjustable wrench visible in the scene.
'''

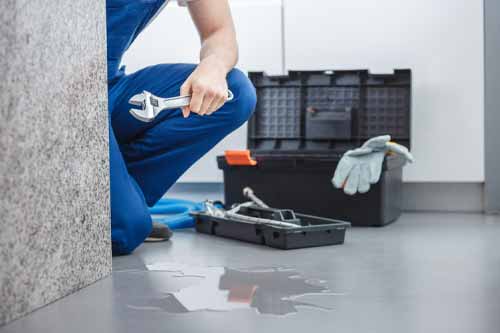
[128,90,234,122]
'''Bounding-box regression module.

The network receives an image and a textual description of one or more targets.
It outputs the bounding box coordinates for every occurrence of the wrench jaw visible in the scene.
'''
[128,92,146,107]
[128,91,156,123]
[129,108,155,122]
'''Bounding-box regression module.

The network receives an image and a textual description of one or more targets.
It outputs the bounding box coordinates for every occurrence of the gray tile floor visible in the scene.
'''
[2,212,500,333]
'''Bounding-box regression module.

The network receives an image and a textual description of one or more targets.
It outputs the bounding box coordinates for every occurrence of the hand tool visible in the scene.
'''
[243,187,269,208]
[203,201,300,229]
[128,89,234,122]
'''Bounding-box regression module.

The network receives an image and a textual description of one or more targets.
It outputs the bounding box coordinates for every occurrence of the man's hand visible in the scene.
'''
[180,56,229,118]
[180,0,238,118]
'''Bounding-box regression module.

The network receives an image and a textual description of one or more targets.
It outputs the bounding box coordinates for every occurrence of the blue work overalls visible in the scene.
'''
[106,0,256,255]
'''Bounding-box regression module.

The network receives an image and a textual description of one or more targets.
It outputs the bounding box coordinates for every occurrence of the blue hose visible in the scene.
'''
[149,198,205,230]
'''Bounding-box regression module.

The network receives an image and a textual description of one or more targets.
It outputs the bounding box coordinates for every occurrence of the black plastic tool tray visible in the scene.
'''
[193,208,350,250]
[218,69,411,227]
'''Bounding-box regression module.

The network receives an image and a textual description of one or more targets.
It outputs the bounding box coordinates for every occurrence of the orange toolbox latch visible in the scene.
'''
[224,150,257,166]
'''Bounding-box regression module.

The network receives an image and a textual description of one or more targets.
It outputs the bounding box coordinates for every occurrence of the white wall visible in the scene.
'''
[122,0,283,182]
[123,0,485,183]
[284,0,484,182]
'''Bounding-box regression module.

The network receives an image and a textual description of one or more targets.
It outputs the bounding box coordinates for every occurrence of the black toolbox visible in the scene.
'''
[218,70,411,227]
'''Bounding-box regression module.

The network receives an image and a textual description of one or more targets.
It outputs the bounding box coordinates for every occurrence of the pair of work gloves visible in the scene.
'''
[332,135,414,195]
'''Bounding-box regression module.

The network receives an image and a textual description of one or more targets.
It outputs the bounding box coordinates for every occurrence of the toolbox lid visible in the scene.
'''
[246,69,411,155]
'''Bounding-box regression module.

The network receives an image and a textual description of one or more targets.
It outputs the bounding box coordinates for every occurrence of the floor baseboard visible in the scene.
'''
[402,182,484,213]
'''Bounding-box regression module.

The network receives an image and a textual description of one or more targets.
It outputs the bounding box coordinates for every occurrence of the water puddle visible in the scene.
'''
[126,263,342,316]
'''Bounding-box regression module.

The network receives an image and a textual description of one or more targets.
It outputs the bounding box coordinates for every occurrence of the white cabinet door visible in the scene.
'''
[284,0,484,182]
[121,0,283,182]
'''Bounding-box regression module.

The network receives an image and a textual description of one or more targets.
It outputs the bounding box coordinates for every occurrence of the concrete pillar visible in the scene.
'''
[0,0,111,325]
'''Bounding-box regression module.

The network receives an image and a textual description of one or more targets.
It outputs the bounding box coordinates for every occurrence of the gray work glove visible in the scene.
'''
[332,135,414,195]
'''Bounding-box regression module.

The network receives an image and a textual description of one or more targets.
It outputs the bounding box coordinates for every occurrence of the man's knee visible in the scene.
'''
[226,68,257,126]
[111,208,152,255]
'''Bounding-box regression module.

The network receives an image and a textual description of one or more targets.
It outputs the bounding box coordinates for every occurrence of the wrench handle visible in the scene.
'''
[159,90,234,111]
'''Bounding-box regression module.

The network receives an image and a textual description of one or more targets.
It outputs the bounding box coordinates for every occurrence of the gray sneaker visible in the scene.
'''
[145,222,173,242]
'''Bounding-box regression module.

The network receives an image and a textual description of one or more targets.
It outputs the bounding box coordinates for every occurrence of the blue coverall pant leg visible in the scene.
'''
[109,64,257,255]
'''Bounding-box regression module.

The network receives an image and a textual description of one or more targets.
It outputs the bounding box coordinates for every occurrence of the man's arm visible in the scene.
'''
[180,0,238,117]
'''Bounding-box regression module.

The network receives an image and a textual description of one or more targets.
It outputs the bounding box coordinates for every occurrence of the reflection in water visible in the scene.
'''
[127,263,341,316]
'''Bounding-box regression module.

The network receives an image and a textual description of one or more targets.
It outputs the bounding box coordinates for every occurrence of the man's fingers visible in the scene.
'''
[199,87,221,115]
[206,99,222,115]
[207,93,227,115]
[189,86,204,115]
[180,78,231,117]
[199,92,215,116]
[180,82,191,118]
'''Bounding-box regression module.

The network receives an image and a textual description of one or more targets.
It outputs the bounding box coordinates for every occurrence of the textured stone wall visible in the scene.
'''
[0,0,111,325]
